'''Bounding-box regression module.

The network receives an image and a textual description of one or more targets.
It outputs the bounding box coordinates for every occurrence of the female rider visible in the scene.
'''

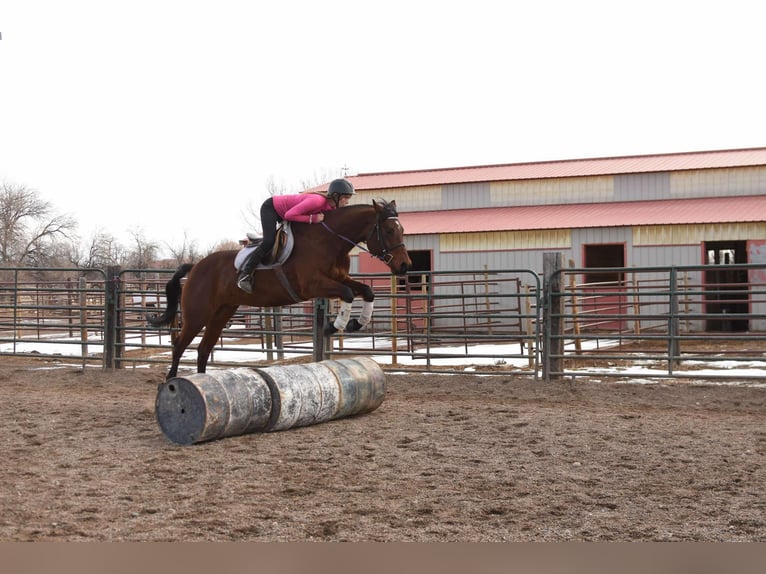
[237,178,356,293]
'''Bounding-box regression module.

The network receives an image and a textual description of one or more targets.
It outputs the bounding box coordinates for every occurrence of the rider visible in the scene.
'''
[237,178,356,293]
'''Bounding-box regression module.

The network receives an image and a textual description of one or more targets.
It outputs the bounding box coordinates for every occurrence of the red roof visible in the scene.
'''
[399,195,766,235]
[346,147,766,190]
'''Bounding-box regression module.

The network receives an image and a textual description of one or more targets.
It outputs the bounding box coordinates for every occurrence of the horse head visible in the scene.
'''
[367,199,412,276]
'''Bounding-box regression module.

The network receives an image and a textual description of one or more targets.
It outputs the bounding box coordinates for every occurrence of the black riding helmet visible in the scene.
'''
[327,178,355,207]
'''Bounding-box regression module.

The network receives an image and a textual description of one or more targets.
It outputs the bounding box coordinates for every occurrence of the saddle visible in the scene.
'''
[234,222,295,271]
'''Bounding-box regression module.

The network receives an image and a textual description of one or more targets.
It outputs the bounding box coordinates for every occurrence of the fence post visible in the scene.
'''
[668,267,680,373]
[313,298,328,362]
[104,266,121,370]
[543,252,564,381]
[79,276,88,369]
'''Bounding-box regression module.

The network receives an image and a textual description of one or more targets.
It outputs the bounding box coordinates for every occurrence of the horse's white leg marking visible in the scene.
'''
[333,300,353,331]
[358,301,374,327]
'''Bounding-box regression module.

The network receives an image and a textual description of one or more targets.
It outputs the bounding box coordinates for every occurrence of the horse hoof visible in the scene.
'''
[346,318,363,332]
[323,323,338,336]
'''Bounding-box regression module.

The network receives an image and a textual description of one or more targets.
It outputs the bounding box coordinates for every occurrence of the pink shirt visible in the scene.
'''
[272,193,335,223]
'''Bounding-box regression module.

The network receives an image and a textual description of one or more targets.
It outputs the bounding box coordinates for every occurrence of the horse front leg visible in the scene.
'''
[343,279,375,333]
[323,279,375,336]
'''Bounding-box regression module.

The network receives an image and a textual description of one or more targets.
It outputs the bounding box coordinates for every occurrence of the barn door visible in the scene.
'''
[704,241,748,332]
[582,243,626,331]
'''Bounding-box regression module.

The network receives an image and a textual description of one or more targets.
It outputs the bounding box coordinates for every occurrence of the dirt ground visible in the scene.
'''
[1,357,764,542]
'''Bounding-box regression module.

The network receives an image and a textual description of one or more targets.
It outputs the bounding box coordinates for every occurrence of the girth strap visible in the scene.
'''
[272,264,302,304]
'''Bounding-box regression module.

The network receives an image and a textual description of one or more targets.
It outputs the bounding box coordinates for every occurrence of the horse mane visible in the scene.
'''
[325,203,372,219]
[324,199,398,223]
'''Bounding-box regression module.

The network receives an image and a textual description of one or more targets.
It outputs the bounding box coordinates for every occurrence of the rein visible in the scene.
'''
[320,216,403,265]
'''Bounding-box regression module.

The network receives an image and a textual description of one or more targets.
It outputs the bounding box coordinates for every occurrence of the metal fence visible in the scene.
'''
[544,258,766,382]
[1,261,765,381]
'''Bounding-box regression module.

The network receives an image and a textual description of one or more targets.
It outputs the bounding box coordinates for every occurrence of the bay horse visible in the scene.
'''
[147,199,412,380]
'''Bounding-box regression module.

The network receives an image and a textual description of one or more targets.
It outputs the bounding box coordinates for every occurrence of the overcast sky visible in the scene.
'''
[1,1,764,257]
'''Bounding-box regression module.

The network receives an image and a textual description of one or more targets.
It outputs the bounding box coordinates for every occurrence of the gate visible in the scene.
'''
[544,257,766,381]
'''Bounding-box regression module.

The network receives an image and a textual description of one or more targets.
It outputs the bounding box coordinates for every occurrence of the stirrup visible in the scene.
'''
[237,274,253,294]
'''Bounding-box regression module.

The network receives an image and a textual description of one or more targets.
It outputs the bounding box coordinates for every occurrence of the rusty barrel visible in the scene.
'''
[155,357,386,445]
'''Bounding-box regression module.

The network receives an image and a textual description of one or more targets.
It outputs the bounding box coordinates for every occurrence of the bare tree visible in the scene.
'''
[124,227,159,270]
[68,229,126,269]
[165,230,202,266]
[0,181,77,265]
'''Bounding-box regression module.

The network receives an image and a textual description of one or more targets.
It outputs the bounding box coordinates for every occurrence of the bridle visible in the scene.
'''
[321,213,405,265]
[367,215,406,265]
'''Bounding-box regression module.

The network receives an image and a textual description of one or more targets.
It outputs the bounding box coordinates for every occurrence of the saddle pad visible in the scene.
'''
[234,222,295,271]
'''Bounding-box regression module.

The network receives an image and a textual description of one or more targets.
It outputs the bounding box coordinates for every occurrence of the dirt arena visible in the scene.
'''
[1,359,764,541]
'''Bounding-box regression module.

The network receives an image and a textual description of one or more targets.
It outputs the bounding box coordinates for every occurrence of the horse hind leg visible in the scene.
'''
[166,316,205,380]
[195,306,238,374]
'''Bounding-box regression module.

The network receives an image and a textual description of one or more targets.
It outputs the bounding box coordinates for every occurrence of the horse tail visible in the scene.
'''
[146,263,194,328]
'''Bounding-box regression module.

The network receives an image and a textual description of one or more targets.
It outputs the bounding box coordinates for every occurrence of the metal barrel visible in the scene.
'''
[155,358,386,445]
[322,356,386,419]
[155,367,273,445]
[259,356,386,432]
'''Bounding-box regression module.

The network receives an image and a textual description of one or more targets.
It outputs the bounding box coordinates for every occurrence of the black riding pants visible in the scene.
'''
[243,197,282,273]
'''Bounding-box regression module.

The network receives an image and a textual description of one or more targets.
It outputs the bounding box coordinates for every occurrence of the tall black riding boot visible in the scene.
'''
[237,247,264,294]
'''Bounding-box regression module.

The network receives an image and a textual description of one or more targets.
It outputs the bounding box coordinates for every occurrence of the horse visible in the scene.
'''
[147,199,412,380]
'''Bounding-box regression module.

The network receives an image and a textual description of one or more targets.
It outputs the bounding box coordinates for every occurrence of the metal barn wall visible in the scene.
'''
[443,182,491,210]
[356,185,441,212]
[354,165,766,214]
[490,176,613,206]
[614,172,670,200]
[634,223,766,246]
[670,166,766,198]
[632,244,701,268]
[431,230,568,276]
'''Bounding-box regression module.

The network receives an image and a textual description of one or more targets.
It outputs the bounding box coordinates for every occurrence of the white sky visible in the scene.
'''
[2,1,764,257]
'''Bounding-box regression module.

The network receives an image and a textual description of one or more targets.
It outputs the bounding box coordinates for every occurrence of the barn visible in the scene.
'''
[343,147,766,275]
[338,147,766,334]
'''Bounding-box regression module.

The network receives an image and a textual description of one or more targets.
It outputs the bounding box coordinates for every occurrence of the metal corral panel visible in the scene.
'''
[634,223,766,246]
[440,229,571,252]
[670,166,766,198]
[490,176,613,206]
